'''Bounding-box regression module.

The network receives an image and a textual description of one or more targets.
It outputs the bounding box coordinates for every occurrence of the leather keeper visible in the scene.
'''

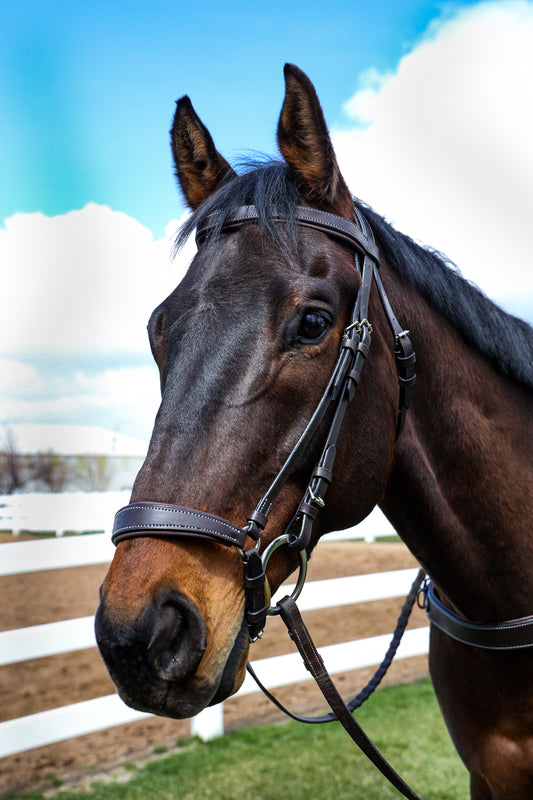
[242,548,268,640]
[341,337,359,354]
[247,508,268,532]
[299,501,320,520]
[313,464,333,483]
[357,339,371,358]
[246,606,269,624]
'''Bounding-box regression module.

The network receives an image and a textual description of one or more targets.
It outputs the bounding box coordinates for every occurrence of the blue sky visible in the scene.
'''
[1,1,532,443]
[2,0,480,236]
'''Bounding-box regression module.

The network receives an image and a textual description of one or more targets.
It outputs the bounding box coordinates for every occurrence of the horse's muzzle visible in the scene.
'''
[95,588,213,718]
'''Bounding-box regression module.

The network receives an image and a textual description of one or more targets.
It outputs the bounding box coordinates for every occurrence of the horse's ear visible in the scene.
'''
[170,96,235,210]
[277,64,352,217]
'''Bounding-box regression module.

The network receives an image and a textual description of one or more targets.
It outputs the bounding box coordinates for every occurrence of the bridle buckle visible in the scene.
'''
[308,486,325,508]
[344,318,373,336]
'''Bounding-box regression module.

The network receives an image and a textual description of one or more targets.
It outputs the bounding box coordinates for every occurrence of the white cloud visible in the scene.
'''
[0,359,161,440]
[342,68,393,126]
[0,203,194,355]
[0,358,41,397]
[0,204,196,438]
[332,0,533,322]
[71,365,162,439]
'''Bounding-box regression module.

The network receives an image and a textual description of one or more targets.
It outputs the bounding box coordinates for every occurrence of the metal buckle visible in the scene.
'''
[308,486,325,508]
[416,577,430,610]
[395,329,410,342]
[344,318,373,336]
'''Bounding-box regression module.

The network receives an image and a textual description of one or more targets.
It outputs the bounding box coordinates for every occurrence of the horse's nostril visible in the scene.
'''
[145,591,207,683]
[147,602,184,655]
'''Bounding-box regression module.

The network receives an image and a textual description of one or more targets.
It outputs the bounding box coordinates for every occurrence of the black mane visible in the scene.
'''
[177,161,533,391]
[357,201,533,391]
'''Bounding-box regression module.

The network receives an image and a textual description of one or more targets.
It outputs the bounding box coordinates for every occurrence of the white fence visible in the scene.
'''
[0,494,429,757]
[0,491,130,537]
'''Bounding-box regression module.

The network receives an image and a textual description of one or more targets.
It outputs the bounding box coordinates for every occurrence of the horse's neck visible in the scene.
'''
[381,278,533,622]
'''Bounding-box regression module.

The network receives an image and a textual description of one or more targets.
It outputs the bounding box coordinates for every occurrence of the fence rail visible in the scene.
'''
[0,494,428,756]
[0,491,130,538]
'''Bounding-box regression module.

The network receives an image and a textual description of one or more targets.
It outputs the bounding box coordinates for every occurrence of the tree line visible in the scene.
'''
[0,429,112,493]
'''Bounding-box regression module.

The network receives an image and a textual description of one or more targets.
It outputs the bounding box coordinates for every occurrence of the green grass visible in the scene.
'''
[5,678,468,800]
[371,534,402,544]
[334,535,402,544]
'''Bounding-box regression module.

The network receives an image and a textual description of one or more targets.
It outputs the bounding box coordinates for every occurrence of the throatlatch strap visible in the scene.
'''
[277,596,423,800]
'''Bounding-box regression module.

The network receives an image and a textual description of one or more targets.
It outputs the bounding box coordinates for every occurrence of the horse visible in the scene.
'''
[95,64,533,799]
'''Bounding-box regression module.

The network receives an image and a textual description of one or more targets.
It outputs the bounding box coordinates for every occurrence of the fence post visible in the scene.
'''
[190,704,224,740]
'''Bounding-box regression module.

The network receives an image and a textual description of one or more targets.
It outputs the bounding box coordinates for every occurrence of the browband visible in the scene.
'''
[195,204,380,261]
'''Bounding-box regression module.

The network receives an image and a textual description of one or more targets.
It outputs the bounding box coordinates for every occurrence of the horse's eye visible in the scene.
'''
[297,310,330,343]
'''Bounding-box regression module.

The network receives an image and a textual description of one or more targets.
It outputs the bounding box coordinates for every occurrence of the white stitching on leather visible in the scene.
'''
[114,504,243,543]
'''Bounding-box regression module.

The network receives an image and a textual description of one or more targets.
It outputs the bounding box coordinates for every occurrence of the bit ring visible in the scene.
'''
[261,534,308,616]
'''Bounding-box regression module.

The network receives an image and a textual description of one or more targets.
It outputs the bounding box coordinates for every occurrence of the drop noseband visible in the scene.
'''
[112,203,416,641]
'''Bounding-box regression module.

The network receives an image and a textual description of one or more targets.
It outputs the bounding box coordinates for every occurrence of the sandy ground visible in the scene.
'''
[0,536,428,796]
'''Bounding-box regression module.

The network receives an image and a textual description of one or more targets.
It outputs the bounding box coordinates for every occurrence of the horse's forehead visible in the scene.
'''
[189,224,352,297]
[155,226,356,360]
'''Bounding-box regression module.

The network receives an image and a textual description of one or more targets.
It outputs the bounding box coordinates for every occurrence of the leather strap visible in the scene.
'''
[277,596,423,800]
[196,204,380,261]
[373,266,416,436]
[241,548,269,641]
[425,582,533,650]
[248,222,379,548]
[112,503,249,548]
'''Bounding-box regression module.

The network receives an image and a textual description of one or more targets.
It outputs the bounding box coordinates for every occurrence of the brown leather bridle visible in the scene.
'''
[111,204,427,799]
[109,203,533,799]
[111,203,416,641]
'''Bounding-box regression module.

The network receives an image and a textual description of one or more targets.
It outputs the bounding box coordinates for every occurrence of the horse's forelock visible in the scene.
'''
[174,160,300,255]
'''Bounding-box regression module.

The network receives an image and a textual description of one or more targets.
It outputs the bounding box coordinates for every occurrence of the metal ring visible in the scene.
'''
[261,534,308,616]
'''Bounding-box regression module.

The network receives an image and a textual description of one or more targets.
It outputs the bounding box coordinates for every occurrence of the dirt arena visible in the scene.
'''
[0,535,428,796]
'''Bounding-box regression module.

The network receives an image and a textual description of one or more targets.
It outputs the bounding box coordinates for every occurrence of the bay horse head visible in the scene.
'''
[95,64,403,718]
[95,62,533,800]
